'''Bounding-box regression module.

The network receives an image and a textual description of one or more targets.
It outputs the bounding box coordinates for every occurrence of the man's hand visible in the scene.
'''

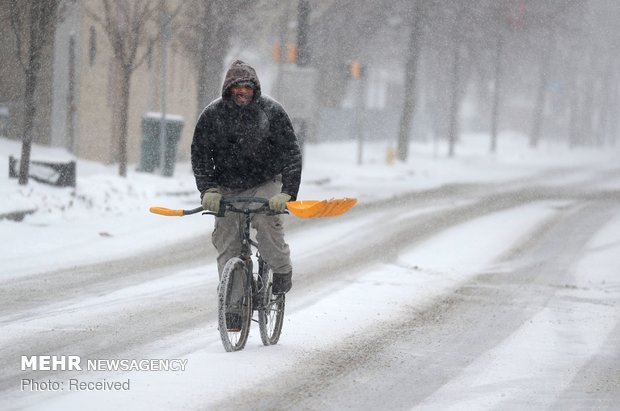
[201,189,222,212]
[269,193,291,213]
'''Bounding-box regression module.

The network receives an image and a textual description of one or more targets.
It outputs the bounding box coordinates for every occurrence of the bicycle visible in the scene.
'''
[202,197,286,352]
[149,196,357,352]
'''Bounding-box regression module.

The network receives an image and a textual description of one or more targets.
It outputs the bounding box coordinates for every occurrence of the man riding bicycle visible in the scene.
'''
[191,59,302,298]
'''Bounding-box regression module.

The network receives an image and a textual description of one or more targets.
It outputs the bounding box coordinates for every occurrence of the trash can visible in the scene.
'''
[139,112,184,176]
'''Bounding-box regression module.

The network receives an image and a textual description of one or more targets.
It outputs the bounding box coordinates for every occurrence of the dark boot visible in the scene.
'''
[272,272,292,294]
[225,313,241,332]
[225,302,242,332]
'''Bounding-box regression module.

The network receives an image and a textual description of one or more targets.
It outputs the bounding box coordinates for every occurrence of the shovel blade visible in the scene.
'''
[286,198,357,218]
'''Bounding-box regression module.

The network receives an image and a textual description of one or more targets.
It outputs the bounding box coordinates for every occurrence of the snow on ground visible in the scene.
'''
[1,132,618,278]
[19,200,571,411]
[413,210,620,411]
[2,132,620,410]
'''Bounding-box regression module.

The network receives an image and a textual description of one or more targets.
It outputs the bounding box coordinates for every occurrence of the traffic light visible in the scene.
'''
[286,44,297,64]
[272,42,298,64]
[350,60,362,80]
[272,43,280,63]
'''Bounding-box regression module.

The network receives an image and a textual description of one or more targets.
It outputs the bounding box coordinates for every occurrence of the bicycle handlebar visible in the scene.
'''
[206,196,287,218]
[221,197,269,206]
[150,197,287,217]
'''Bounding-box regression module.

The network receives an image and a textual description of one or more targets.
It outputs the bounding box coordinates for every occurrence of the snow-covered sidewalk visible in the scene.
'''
[3,132,620,411]
[1,132,619,278]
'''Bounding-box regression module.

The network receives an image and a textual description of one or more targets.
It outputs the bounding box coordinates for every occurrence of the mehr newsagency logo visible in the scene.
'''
[21,355,187,372]
[20,355,187,392]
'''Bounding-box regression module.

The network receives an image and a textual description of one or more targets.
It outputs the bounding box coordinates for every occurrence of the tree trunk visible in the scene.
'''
[595,57,613,146]
[568,72,580,148]
[529,29,554,148]
[272,5,291,100]
[18,1,51,185]
[18,67,37,185]
[117,68,132,177]
[297,0,310,67]
[447,19,463,158]
[202,44,226,105]
[580,61,596,146]
[609,61,619,146]
[396,0,424,162]
[195,14,212,113]
[194,7,229,114]
[489,33,504,153]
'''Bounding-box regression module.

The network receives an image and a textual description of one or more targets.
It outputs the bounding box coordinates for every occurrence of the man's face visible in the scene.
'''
[231,85,254,106]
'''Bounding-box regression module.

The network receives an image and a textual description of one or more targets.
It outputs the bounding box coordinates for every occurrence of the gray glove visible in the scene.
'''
[268,193,291,213]
[201,189,222,212]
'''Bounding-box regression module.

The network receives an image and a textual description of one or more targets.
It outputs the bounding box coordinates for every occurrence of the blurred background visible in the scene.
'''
[1,0,619,182]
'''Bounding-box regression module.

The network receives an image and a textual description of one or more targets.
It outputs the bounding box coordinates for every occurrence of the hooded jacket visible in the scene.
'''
[191,60,302,199]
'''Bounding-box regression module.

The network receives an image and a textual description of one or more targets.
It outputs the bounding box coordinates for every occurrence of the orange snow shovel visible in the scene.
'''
[149,197,357,218]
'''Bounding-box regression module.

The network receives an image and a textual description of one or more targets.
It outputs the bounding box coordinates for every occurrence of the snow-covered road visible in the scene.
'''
[3,166,620,410]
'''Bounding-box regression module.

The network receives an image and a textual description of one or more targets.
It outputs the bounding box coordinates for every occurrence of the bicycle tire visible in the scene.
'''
[218,257,252,352]
[257,261,285,345]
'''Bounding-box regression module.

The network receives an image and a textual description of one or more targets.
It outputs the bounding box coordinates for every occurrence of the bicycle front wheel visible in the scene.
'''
[258,262,285,345]
[218,257,252,352]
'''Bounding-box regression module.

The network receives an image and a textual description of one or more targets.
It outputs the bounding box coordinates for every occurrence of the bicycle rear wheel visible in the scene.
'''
[218,257,252,352]
[258,261,285,345]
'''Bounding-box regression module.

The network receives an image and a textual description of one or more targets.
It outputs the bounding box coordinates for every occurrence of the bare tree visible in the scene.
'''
[9,0,61,185]
[310,0,399,108]
[88,0,181,177]
[529,26,555,148]
[523,0,583,148]
[179,0,252,114]
[489,33,504,153]
[446,4,467,158]
[486,0,512,153]
[419,0,481,158]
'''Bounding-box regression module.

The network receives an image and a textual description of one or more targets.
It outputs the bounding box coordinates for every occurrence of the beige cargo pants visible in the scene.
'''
[212,177,292,303]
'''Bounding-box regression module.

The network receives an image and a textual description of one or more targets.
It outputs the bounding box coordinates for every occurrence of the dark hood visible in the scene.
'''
[221,60,262,101]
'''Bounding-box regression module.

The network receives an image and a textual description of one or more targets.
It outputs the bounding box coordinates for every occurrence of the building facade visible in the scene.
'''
[0,1,199,167]
[51,0,198,165]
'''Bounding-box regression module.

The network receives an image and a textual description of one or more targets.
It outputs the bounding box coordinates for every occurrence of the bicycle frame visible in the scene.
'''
[206,197,287,351]
[205,197,275,296]
[148,194,356,351]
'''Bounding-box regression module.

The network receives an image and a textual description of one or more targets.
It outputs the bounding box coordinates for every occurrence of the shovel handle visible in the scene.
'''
[149,206,203,216]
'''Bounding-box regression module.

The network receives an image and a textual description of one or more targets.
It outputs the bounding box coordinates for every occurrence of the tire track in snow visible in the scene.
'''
[2,168,618,407]
[217,200,619,411]
[0,182,544,399]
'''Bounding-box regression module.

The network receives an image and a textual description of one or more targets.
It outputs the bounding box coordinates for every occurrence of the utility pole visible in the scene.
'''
[158,6,170,175]
[297,0,310,67]
[295,0,310,152]
[67,33,76,153]
[351,60,365,165]
[273,4,291,100]
[490,33,503,153]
